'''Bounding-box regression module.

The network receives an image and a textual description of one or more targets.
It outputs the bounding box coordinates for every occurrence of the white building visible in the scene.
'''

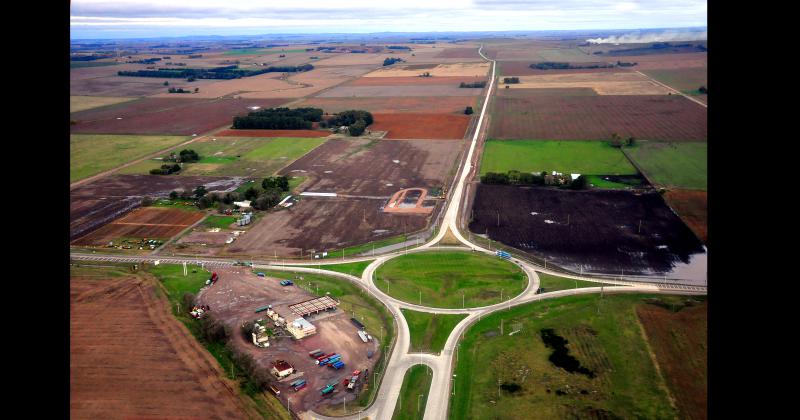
[286,317,317,339]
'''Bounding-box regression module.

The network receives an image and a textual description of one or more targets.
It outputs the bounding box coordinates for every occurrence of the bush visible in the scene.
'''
[182,292,196,309]
[244,187,259,201]
[262,176,289,192]
[169,190,179,199]
[194,185,207,198]
[150,168,164,175]
[349,119,367,136]
[464,106,474,115]
[569,175,589,190]
[481,172,510,184]
[199,314,229,343]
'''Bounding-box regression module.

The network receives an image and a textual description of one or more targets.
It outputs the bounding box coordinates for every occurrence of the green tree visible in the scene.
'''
[194,185,207,199]
[169,190,179,199]
[464,106,474,115]
[244,186,259,201]
[163,81,169,86]
[349,119,366,136]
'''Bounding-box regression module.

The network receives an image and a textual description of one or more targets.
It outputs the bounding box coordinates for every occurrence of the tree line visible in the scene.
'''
[481,170,589,190]
[531,62,614,70]
[460,81,487,88]
[232,107,323,130]
[318,110,374,136]
[118,63,314,80]
[383,57,405,66]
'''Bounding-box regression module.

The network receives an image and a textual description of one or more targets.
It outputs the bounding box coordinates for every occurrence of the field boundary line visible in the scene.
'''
[620,147,659,188]
[635,70,707,108]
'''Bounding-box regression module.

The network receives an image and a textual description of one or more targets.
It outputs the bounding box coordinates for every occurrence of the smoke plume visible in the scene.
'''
[586,30,707,44]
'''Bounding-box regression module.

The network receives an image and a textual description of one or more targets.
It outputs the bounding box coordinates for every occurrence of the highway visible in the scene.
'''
[70,45,707,420]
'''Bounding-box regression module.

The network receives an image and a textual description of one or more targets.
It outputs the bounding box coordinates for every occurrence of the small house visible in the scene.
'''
[271,360,294,378]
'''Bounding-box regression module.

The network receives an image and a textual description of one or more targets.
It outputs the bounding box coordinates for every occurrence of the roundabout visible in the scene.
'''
[373,250,527,309]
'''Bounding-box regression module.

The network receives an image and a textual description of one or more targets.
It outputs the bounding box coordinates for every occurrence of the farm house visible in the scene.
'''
[270,360,294,378]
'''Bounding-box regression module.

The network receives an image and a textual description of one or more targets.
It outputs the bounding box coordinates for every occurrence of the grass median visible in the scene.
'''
[402,309,467,354]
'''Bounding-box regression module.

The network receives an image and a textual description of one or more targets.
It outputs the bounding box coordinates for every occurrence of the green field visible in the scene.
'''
[374,251,527,309]
[537,273,616,293]
[261,269,394,408]
[313,260,375,278]
[625,141,707,190]
[449,294,680,420]
[584,175,643,189]
[202,215,237,229]
[401,309,467,354]
[119,137,326,177]
[70,134,190,182]
[392,364,434,420]
[480,140,637,176]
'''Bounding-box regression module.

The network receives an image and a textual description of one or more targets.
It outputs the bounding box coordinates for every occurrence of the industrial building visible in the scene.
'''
[288,296,340,317]
[287,317,317,339]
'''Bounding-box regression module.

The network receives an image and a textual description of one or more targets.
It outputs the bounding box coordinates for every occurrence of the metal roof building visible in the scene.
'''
[289,296,339,317]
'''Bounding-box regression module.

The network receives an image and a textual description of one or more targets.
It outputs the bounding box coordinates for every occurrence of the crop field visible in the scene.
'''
[121,137,328,177]
[216,129,329,137]
[501,72,670,95]
[70,266,255,419]
[318,85,481,98]
[70,96,136,113]
[449,294,690,420]
[626,141,707,190]
[480,140,637,176]
[663,189,707,243]
[70,174,242,240]
[223,197,434,257]
[374,251,527,309]
[364,62,490,78]
[346,76,479,87]
[401,309,468,354]
[297,96,478,114]
[70,97,291,135]
[642,67,707,94]
[496,87,598,97]
[279,138,461,196]
[498,61,627,76]
[71,206,204,246]
[70,134,190,182]
[490,94,707,141]
[435,47,483,59]
[610,52,707,70]
[372,113,471,139]
[392,365,433,420]
[469,185,705,276]
[637,299,708,420]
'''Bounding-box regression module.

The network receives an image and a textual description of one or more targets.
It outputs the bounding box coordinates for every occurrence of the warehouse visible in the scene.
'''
[288,296,340,317]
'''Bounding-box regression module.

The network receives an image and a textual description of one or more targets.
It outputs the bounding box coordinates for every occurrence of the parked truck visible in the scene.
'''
[320,384,335,395]
[347,370,361,390]
[331,361,345,370]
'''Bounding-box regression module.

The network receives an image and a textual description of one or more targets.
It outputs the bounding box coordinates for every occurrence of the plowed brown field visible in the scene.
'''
[490,94,706,141]
[637,301,707,420]
[71,271,254,419]
[70,97,291,135]
[372,113,471,139]
[72,207,204,245]
[663,189,707,243]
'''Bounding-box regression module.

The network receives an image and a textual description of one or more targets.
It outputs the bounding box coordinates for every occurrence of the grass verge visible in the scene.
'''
[392,364,434,420]
[401,309,467,354]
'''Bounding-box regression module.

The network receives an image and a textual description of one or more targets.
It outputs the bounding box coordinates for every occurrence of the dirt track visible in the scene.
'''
[70,272,255,419]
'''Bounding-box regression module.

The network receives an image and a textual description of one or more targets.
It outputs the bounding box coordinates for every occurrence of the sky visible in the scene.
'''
[70,0,707,40]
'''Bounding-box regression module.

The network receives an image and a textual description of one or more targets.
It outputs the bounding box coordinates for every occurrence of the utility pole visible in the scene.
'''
[638,219,642,234]
[462,292,465,309]
[419,290,422,306]
[500,318,503,335]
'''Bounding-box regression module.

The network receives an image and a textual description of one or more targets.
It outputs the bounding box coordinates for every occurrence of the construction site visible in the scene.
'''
[196,267,383,414]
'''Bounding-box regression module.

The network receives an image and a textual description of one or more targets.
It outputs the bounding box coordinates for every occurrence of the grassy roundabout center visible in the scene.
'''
[374,250,527,309]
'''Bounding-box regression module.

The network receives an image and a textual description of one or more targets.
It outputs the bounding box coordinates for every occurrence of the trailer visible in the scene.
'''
[357,330,368,343]
[280,280,294,286]
[316,353,337,364]
[351,317,366,330]
[331,361,345,370]
[257,272,265,277]
[254,305,271,313]
[308,349,323,357]
[294,383,307,392]
[495,250,511,259]
[269,385,280,396]
[321,384,334,395]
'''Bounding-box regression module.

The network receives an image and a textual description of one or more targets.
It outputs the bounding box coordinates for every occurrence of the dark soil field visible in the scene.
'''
[225,197,435,257]
[71,97,291,135]
[490,94,706,141]
[296,96,478,114]
[468,185,705,276]
[71,270,254,419]
[279,138,462,196]
[72,207,205,246]
[70,174,242,240]
[216,129,330,138]
[637,300,707,420]
[195,267,382,415]
[372,113,471,139]
[663,189,707,243]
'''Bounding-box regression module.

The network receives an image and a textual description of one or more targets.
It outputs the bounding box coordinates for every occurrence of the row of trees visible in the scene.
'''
[459,81,487,88]
[503,77,520,84]
[167,87,198,93]
[164,149,200,163]
[383,57,404,66]
[319,110,374,136]
[242,176,291,210]
[232,107,323,130]
[609,133,636,148]
[150,164,181,175]
[530,62,614,70]
[482,170,589,190]
[118,63,314,80]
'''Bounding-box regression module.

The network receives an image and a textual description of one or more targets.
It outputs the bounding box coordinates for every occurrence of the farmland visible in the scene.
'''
[374,251,527,309]
[642,67,707,95]
[70,134,189,182]
[637,299,708,420]
[500,72,670,95]
[448,294,697,420]
[469,185,705,277]
[480,140,637,176]
[392,365,434,420]
[70,97,291,135]
[318,85,480,98]
[490,94,707,141]
[296,96,479,114]
[70,265,258,419]
[70,95,135,113]
[663,189,708,243]
[71,206,204,246]
[216,129,329,137]
[626,141,707,190]
[401,309,468,354]
[121,137,328,177]
[364,62,489,78]
[372,113,471,139]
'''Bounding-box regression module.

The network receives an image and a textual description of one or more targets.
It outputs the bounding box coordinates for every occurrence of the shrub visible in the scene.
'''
[464,106,474,115]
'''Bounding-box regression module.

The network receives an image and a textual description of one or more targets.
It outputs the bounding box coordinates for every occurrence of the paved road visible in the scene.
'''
[70,45,707,420]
